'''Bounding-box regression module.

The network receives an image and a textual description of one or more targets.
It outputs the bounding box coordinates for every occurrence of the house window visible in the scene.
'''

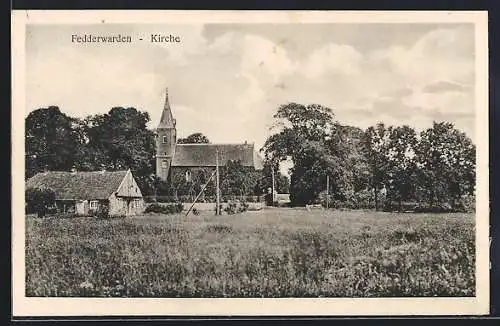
[162,136,168,143]
[185,170,192,182]
[161,160,168,168]
[89,200,98,209]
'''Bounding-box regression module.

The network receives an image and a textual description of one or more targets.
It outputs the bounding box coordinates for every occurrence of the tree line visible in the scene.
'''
[25,104,475,212]
[25,106,289,199]
[262,103,475,212]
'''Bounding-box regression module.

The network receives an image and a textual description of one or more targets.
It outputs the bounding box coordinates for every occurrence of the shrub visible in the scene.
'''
[452,195,475,213]
[414,203,454,213]
[49,212,77,219]
[264,193,274,206]
[214,204,224,215]
[145,203,184,214]
[383,201,419,212]
[25,187,56,218]
[95,204,110,219]
[224,199,249,215]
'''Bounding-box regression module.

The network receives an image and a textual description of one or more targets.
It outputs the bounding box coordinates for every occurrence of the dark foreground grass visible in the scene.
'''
[25,209,475,297]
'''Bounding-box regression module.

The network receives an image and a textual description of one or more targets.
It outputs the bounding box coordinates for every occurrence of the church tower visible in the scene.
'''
[156,88,177,181]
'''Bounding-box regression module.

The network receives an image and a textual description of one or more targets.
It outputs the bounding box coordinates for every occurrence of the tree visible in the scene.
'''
[80,107,156,192]
[415,121,475,210]
[361,123,392,210]
[220,160,259,197]
[262,103,348,206]
[177,132,210,144]
[25,187,55,217]
[257,158,290,195]
[25,106,83,178]
[386,125,418,211]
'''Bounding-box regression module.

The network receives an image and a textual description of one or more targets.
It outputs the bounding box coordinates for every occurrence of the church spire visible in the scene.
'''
[158,87,175,129]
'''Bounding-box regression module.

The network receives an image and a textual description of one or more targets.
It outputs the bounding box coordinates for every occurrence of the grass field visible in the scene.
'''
[25,208,475,297]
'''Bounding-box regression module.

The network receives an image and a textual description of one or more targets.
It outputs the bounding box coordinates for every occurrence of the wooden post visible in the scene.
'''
[326,175,329,209]
[216,149,220,215]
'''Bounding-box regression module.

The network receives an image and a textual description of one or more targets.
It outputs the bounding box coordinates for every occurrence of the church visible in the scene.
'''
[155,89,264,196]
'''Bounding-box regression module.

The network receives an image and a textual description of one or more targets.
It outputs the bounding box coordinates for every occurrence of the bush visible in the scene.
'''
[47,212,77,219]
[452,195,475,213]
[145,203,184,214]
[95,204,110,219]
[25,187,56,217]
[214,204,223,215]
[264,193,274,206]
[383,201,419,212]
[224,199,248,215]
[319,189,382,210]
[414,203,454,213]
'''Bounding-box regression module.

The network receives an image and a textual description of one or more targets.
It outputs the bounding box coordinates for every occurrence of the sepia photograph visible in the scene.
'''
[11,10,489,316]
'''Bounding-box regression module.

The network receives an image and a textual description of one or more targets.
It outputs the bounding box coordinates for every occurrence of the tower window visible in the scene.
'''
[185,170,192,182]
[162,136,168,143]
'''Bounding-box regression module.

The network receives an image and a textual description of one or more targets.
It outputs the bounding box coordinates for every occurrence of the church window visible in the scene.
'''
[185,170,192,182]
[162,136,168,143]
[162,160,168,168]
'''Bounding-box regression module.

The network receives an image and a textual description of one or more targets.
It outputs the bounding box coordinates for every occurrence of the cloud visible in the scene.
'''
[422,80,469,93]
[368,27,474,86]
[302,44,363,78]
[25,24,476,150]
[240,34,297,81]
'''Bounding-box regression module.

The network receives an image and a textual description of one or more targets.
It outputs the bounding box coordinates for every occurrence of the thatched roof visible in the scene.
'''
[26,170,129,200]
[172,143,264,170]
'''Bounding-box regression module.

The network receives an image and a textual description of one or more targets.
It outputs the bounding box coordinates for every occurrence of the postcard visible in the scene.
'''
[11,10,489,316]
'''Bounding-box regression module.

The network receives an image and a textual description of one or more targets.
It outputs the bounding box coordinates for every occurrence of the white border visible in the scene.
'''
[11,10,490,316]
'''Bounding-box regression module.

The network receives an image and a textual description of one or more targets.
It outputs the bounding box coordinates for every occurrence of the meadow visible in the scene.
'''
[25,208,475,297]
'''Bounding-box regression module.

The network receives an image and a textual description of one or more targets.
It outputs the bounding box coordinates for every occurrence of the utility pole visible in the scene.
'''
[216,148,220,215]
[326,175,330,209]
[271,164,276,205]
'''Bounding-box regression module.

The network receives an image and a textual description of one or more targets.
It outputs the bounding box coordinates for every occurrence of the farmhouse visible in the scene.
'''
[26,169,145,216]
[156,88,263,186]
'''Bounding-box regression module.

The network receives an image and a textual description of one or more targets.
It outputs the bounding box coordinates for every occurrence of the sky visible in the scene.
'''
[26,23,476,154]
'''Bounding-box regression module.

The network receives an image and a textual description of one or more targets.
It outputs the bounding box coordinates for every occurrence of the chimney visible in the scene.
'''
[43,165,49,173]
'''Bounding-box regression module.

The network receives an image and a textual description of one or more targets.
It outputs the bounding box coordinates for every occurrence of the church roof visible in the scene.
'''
[26,170,129,200]
[157,88,175,129]
[172,143,264,170]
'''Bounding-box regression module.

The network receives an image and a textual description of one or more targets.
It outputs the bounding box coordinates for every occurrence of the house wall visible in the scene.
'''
[109,171,145,216]
[116,171,144,197]
[75,200,88,216]
[108,193,145,216]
